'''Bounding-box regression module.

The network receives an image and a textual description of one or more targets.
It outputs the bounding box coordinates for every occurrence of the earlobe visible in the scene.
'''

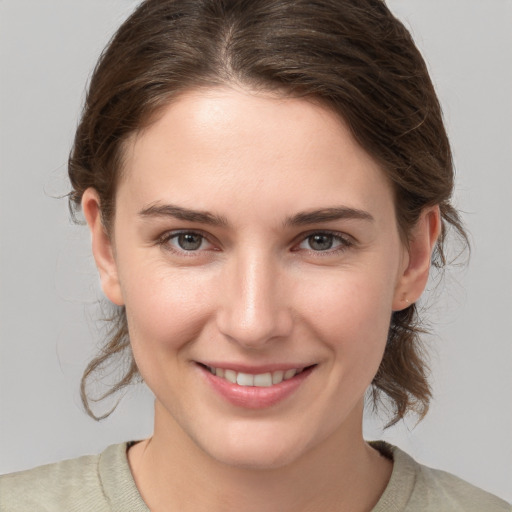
[392,206,441,311]
[81,188,124,306]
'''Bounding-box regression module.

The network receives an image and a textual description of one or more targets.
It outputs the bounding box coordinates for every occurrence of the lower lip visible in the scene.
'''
[200,365,315,409]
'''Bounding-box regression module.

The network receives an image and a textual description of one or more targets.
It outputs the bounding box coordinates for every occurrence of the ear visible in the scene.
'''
[82,188,124,306]
[392,206,441,311]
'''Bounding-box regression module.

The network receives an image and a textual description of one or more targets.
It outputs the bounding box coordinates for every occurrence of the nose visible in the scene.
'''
[216,251,293,349]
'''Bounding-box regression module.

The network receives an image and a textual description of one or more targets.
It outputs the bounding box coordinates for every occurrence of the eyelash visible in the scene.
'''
[157,230,216,256]
[294,230,354,255]
[156,230,354,256]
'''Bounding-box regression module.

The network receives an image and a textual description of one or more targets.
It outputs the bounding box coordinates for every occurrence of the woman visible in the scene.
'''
[1,0,509,510]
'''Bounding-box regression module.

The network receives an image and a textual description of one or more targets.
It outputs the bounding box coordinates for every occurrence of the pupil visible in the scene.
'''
[178,233,202,250]
[310,234,333,251]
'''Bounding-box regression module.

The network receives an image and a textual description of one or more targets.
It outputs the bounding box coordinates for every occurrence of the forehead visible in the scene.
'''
[118,86,394,222]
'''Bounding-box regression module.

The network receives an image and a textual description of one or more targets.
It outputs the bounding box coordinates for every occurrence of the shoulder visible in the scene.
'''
[0,443,144,512]
[411,461,511,512]
[372,442,511,512]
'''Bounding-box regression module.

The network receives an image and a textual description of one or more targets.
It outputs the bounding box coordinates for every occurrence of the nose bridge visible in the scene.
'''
[217,247,291,347]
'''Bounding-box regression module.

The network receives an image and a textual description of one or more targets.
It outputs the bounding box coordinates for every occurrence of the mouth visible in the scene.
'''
[202,365,311,388]
[197,362,316,408]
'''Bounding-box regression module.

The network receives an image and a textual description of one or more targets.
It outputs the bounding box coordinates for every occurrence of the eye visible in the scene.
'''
[159,231,215,253]
[174,233,205,251]
[297,232,352,253]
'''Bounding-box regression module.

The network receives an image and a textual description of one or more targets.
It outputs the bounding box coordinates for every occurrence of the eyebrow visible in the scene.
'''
[283,207,374,227]
[138,203,374,227]
[138,203,229,227]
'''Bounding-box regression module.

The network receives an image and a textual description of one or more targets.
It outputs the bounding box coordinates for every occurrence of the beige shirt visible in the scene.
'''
[0,442,510,511]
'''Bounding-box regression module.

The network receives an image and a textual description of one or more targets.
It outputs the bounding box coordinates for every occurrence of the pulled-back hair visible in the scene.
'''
[69,0,467,424]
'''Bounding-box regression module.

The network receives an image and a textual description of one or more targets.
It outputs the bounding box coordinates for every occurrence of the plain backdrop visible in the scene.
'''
[1,0,511,502]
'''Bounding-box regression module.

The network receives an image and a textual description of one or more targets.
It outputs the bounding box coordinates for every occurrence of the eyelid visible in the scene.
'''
[157,229,218,254]
[292,230,355,253]
[155,228,355,256]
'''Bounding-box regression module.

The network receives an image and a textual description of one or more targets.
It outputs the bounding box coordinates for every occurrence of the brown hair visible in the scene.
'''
[69,0,467,424]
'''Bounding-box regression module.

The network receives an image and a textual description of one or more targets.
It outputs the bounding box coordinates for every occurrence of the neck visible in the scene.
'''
[128,401,392,512]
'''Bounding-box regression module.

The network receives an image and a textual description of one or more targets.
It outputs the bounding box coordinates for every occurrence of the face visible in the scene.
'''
[85,87,434,470]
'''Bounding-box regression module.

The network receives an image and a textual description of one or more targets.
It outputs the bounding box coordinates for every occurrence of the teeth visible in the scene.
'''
[206,366,303,387]
[236,372,254,386]
[224,369,237,384]
[253,373,272,387]
[284,369,297,380]
[272,370,284,385]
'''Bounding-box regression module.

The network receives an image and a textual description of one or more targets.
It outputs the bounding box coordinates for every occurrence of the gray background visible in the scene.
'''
[1,0,511,502]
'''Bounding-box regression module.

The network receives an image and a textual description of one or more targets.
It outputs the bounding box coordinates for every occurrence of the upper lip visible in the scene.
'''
[197,362,315,374]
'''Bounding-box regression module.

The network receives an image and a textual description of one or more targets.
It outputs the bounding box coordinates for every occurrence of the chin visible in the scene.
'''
[209,441,303,471]
[191,420,319,471]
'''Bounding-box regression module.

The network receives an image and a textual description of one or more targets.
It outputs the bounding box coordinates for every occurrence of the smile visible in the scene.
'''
[199,363,316,409]
[205,366,305,387]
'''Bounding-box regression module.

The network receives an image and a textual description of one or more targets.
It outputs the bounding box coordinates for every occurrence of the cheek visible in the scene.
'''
[295,265,395,367]
[120,260,213,355]
[121,267,216,408]
[298,264,396,329]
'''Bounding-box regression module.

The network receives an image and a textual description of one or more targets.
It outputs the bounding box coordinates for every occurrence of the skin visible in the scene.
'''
[83,87,440,511]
